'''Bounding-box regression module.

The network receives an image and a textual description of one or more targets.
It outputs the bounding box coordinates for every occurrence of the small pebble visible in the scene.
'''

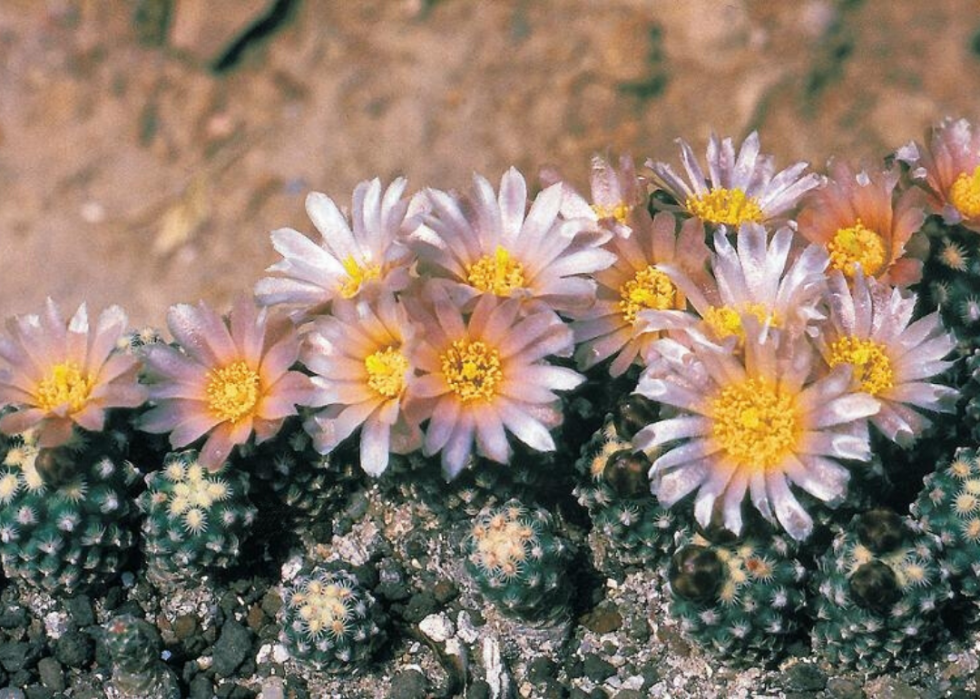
[258,676,285,699]
[64,596,96,627]
[580,605,623,635]
[419,613,454,643]
[36,658,64,693]
[212,620,254,678]
[783,663,827,692]
[582,652,616,682]
[389,668,429,699]
[189,675,214,699]
[53,630,94,669]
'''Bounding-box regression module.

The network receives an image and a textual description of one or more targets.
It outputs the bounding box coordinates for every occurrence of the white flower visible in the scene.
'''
[403,283,583,479]
[817,270,958,446]
[647,132,824,230]
[641,223,829,348]
[409,167,615,315]
[302,292,420,476]
[634,326,879,541]
[255,178,418,320]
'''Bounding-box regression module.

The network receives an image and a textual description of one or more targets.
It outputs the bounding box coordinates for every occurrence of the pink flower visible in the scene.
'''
[140,297,313,470]
[897,118,980,232]
[542,153,648,237]
[409,168,615,315]
[572,211,710,376]
[0,299,147,447]
[255,178,418,320]
[647,131,824,230]
[797,161,926,287]
[816,270,958,446]
[302,292,421,476]
[403,283,583,479]
[635,326,879,541]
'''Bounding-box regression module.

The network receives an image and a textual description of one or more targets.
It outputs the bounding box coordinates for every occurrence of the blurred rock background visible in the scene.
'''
[1,0,979,326]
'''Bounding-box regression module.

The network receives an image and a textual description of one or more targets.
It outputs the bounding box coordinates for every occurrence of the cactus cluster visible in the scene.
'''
[666,531,807,663]
[911,448,980,601]
[462,499,573,622]
[279,564,387,673]
[575,414,689,572]
[137,449,257,589]
[236,418,359,521]
[812,508,951,672]
[0,426,140,595]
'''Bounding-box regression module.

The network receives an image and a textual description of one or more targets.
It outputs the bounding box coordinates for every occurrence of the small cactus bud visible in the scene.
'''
[848,560,902,612]
[602,449,650,498]
[613,394,659,440]
[34,447,77,488]
[856,508,904,554]
[669,545,724,602]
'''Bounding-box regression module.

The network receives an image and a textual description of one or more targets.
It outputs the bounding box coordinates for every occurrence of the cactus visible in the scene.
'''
[279,564,387,673]
[462,498,573,623]
[911,448,980,602]
[811,507,952,672]
[0,424,140,596]
[104,613,180,699]
[137,450,256,589]
[666,531,807,663]
[235,417,359,521]
[574,412,690,572]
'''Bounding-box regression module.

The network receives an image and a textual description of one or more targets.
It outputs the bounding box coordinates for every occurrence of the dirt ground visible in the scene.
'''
[2,0,980,328]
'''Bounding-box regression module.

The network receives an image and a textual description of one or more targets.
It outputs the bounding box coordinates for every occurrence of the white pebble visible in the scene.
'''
[44,611,68,640]
[272,643,290,664]
[419,612,454,643]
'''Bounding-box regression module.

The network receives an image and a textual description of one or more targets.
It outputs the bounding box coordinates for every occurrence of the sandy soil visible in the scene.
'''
[2,0,980,327]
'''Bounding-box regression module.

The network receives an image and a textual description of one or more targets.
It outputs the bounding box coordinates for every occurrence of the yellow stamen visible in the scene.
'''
[618,266,677,325]
[36,362,92,413]
[686,188,764,227]
[828,336,894,396]
[206,360,261,423]
[710,378,800,470]
[702,303,773,343]
[827,220,887,278]
[364,346,409,398]
[339,255,382,299]
[950,165,980,219]
[466,246,526,296]
[441,339,503,403]
[591,202,631,225]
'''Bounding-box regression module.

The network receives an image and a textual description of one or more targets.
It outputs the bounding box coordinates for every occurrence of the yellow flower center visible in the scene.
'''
[35,362,92,414]
[339,255,382,299]
[364,346,409,398]
[686,188,764,226]
[710,378,800,470]
[294,580,354,639]
[466,246,526,296]
[828,336,894,396]
[702,303,773,343]
[591,202,631,225]
[827,220,887,278]
[950,165,980,219]
[441,339,502,403]
[618,266,677,325]
[205,360,261,423]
